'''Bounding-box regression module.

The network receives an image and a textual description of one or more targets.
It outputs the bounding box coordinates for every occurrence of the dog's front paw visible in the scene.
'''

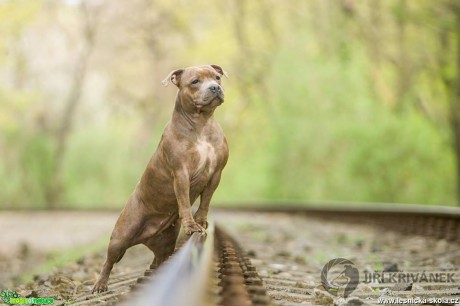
[92,279,108,293]
[182,220,205,235]
[195,218,208,229]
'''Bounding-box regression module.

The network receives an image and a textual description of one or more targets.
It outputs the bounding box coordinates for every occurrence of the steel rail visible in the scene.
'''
[125,223,215,306]
[214,202,460,242]
[215,201,460,218]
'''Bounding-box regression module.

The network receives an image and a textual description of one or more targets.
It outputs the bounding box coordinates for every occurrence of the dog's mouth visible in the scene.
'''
[195,94,224,109]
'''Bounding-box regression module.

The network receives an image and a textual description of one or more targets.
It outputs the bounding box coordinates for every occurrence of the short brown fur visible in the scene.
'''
[92,65,229,293]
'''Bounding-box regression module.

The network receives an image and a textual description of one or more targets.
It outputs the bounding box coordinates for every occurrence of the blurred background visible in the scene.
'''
[1,0,460,210]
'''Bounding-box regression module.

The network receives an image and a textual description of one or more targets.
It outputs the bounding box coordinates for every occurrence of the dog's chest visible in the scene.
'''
[194,137,217,175]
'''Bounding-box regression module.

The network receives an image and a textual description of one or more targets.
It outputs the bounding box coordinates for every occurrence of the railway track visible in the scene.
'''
[7,203,460,306]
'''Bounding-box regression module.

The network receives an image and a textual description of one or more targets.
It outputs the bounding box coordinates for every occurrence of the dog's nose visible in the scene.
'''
[209,85,221,93]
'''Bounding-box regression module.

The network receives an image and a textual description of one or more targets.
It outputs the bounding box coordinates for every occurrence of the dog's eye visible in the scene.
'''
[216,75,221,80]
[191,79,199,85]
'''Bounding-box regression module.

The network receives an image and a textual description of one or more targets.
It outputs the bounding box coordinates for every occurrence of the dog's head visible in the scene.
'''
[162,65,227,113]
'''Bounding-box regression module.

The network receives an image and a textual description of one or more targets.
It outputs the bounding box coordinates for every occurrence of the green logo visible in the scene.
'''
[1,290,54,305]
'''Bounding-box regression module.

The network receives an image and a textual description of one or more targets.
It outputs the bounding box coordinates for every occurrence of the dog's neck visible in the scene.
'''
[172,94,215,133]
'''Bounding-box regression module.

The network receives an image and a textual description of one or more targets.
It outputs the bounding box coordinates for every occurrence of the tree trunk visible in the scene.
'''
[452,8,460,205]
[45,2,98,208]
[395,0,411,112]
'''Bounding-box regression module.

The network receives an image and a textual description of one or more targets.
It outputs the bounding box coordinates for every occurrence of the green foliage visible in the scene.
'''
[0,0,458,209]
[62,125,156,209]
[347,112,456,205]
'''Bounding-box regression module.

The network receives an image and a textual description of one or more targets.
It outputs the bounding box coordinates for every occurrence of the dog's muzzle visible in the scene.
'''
[196,88,224,108]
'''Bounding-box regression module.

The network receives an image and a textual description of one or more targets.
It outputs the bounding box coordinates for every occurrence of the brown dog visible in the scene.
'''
[92,64,229,293]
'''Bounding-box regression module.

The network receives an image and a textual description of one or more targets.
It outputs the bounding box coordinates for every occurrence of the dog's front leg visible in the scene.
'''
[194,170,223,229]
[173,168,205,234]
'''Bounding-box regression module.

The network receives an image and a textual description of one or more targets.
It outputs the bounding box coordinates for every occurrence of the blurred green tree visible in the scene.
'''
[0,0,458,208]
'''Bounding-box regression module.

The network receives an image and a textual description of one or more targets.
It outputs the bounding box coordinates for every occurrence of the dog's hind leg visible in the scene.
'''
[92,198,146,293]
[92,236,130,293]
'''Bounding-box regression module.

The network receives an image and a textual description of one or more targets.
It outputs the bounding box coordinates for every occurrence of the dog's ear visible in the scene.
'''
[162,69,184,87]
[210,64,228,78]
